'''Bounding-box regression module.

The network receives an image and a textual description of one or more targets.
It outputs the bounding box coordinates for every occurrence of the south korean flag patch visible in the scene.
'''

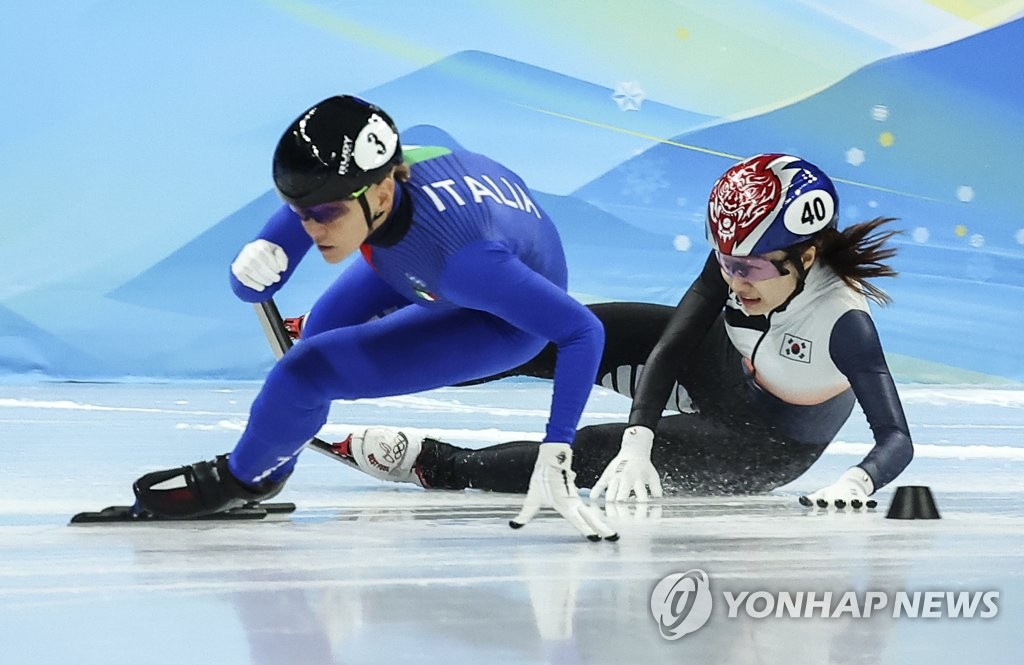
[780,333,811,363]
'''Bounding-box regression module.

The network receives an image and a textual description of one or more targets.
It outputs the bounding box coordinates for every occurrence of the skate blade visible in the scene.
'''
[69,502,296,525]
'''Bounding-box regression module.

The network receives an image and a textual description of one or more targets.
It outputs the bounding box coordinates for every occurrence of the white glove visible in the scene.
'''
[231,239,288,292]
[590,426,663,503]
[800,467,877,510]
[510,443,619,541]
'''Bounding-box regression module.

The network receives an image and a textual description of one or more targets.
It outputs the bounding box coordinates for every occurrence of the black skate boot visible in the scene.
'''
[132,455,287,519]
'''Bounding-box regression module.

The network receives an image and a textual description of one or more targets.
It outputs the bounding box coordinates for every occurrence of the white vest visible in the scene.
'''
[724,264,870,405]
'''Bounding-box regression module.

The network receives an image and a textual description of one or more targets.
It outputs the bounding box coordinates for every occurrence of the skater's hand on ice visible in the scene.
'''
[510,443,619,541]
[590,426,662,503]
[231,239,288,292]
[800,467,877,510]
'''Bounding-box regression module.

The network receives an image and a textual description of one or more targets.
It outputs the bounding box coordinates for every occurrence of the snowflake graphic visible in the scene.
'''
[612,81,645,111]
[618,158,669,204]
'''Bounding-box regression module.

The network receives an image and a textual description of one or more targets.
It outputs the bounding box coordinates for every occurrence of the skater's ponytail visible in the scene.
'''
[811,217,901,305]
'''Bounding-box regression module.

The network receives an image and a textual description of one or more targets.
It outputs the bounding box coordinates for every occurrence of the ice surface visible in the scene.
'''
[1,380,1022,665]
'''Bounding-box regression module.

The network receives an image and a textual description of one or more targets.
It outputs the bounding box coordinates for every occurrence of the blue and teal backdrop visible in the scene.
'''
[2,1,1022,383]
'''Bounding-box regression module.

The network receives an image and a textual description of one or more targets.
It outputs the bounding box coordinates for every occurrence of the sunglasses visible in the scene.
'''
[289,199,353,225]
[289,185,370,224]
[715,251,791,282]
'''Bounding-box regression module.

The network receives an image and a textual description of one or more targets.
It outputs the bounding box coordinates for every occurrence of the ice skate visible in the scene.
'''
[133,454,288,519]
[335,427,426,486]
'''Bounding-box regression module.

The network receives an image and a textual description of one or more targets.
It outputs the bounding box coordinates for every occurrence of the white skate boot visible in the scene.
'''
[342,427,425,486]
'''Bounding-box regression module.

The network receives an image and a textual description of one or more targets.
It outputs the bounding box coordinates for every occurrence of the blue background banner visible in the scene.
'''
[2,1,1022,382]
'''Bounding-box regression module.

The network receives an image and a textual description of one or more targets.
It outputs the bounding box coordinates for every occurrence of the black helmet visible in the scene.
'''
[273,95,402,208]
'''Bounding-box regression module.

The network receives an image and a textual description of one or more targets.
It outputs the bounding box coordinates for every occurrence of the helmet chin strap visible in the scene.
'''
[770,249,811,315]
[356,193,375,230]
[356,190,388,231]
